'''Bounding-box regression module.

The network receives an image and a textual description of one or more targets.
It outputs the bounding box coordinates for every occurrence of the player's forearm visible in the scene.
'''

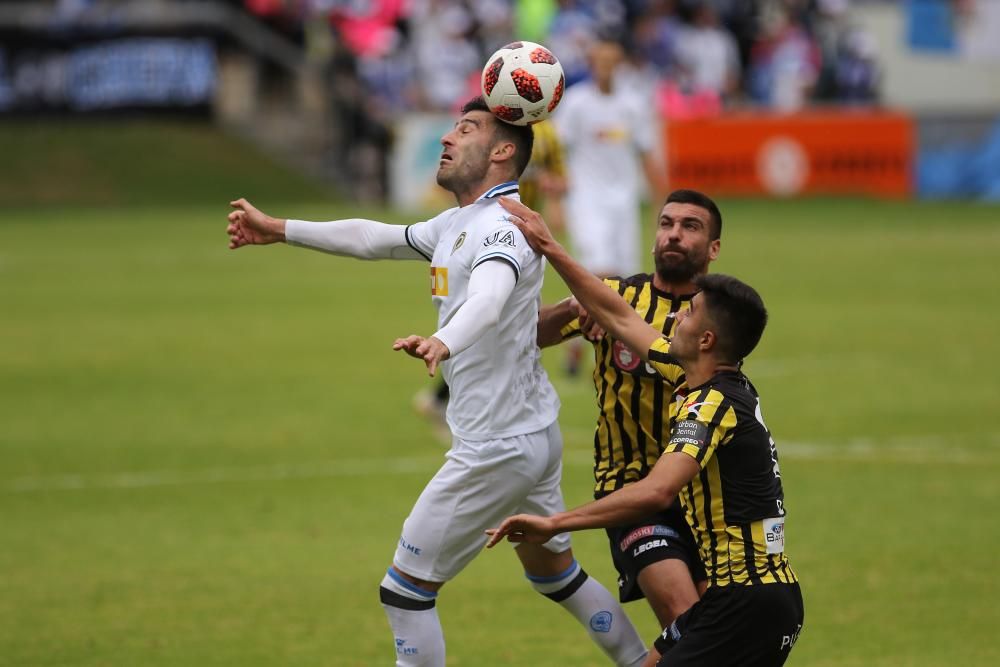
[433,260,516,357]
[552,479,675,533]
[537,298,577,348]
[285,218,421,260]
[543,242,656,356]
[642,152,666,202]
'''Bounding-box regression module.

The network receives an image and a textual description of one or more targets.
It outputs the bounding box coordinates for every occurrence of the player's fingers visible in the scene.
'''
[484,527,510,548]
[498,195,530,215]
[229,198,248,209]
[425,357,437,377]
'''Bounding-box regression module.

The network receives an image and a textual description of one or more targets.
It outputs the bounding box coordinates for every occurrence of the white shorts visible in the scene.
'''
[566,195,640,277]
[393,421,572,583]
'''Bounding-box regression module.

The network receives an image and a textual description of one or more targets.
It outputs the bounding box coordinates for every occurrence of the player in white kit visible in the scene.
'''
[226,97,647,667]
[554,38,663,278]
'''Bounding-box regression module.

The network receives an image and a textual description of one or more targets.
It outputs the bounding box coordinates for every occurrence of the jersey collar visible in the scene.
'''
[477,181,519,202]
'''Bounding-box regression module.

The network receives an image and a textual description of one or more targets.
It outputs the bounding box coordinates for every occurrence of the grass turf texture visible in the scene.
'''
[1,122,999,665]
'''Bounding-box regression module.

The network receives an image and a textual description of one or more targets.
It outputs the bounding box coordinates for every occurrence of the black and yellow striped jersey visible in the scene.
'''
[520,120,565,211]
[648,337,798,588]
[561,274,695,496]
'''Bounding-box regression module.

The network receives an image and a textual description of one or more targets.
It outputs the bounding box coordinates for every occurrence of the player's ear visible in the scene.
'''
[491,140,516,164]
[699,328,716,353]
[708,239,721,261]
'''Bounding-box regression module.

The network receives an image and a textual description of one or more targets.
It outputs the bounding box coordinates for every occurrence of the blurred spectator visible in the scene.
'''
[472,0,516,56]
[547,0,600,86]
[833,24,878,103]
[411,1,481,110]
[673,1,740,100]
[747,5,822,110]
[631,0,683,79]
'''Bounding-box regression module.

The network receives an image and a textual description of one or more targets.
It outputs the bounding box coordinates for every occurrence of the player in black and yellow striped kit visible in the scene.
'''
[489,197,804,667]
[536,190,723,629]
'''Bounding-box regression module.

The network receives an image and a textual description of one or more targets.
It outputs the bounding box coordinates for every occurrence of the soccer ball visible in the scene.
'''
[481,41,565,126]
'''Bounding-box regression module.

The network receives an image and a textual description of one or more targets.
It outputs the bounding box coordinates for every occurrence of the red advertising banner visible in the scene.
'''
[665,110,914,197]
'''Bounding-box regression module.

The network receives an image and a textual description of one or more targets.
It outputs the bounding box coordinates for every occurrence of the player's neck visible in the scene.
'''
[453,175,515,207]
[652,273,698,296]
[683,357,738,389]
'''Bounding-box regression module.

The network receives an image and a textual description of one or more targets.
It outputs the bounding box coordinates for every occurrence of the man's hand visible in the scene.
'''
[227,198,286,249]
[485,514,558,548]
[572,299,605,342]
[393,335,451,377]
[498,196,557,255]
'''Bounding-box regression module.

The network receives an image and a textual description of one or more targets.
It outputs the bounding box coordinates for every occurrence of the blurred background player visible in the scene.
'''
[536,189,723,634]
[413,118,567,436]
[553,35,666,375]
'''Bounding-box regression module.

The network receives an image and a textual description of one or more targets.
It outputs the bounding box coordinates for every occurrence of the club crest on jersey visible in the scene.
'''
[612,340,641,371]
[484,230,516,248]
[451,232,466,254]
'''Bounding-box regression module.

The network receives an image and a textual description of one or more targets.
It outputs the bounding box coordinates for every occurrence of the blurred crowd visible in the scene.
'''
[240,0,881,119]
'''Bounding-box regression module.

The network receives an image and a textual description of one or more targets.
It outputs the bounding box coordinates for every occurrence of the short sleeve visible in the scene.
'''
[647,337,685,388]
[560,318,582,340]
[664,388,737,469]
[405,210,453,262]
[472,222,535,282]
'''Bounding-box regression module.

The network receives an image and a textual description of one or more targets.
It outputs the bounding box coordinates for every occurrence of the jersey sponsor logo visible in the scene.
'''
[596,126,629,143]
[763,517,785,554]
[483,230,516,248]
[430,266,448,296]
[451,232,466,254]
[669,419,708,450]
[633,538,671,557]
[589,611,613,633]
[619,524,679,550]
[612,339,641,371]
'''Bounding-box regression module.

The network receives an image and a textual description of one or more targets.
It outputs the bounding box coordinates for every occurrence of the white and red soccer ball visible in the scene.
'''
[481,41,565,126]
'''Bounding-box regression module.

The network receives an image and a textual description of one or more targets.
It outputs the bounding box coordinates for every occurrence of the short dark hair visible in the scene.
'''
[694,274,768,363]
[460,96,534,177]
[666,189,722,240]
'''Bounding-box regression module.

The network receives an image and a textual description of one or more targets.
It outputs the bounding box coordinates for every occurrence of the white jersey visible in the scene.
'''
[404,182,560,441]
[553,80,657,205]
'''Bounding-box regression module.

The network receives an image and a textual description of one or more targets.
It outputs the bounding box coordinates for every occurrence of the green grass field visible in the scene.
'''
[2,122,999,666]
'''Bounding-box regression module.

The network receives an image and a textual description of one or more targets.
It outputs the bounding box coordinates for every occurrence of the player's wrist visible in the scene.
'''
[270,216,288,241]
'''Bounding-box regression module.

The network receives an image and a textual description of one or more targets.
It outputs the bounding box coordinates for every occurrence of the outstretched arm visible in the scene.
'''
[227,198,424,260]
[485,452,699,547]
[499,196,660,361]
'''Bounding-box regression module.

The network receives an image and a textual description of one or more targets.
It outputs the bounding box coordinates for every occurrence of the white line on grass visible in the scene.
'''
[4,434,998,494]
[3,456,443,493]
